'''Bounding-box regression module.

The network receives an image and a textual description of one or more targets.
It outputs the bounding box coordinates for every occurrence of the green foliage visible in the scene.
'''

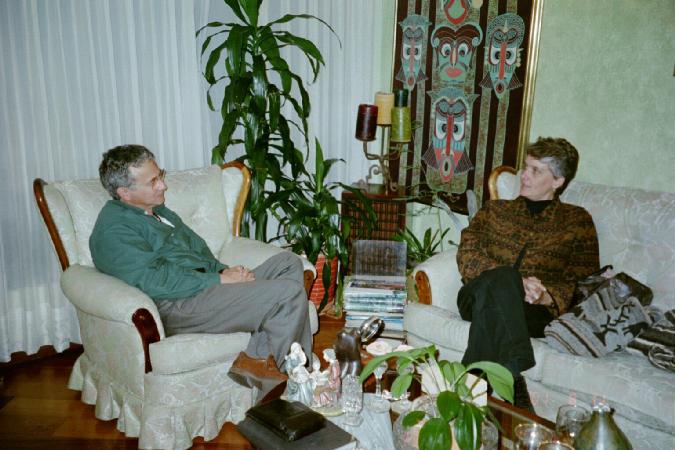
[360,345,513,450]
[198,0,339,241]
[270,139,375,312]
[394,226,454,268]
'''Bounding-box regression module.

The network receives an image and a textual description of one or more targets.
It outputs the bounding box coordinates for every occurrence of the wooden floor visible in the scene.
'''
[0,315,345,449]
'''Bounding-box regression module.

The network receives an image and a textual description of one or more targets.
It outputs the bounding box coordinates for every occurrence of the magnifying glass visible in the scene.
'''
[358,315,384,344]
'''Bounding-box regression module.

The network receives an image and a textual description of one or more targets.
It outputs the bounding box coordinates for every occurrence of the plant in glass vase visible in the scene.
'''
[270,139,375,313]
[360,345,514,450]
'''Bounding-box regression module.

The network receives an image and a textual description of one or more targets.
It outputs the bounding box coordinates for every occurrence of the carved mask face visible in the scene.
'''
[402,27,424,88]
[398,15,432,90]
[485,13,524,99]
[432,98,467,181]
[431,23,483,84]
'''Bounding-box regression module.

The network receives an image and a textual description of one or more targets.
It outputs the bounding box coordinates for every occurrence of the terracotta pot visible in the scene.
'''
[309,254,338,308]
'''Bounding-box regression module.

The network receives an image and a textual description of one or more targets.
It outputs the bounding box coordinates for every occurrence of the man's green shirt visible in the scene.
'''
[89,200,226,300]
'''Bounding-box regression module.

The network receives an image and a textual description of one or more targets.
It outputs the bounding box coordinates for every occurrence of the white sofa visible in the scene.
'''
[407,168,675,449]
[34,163,318,450]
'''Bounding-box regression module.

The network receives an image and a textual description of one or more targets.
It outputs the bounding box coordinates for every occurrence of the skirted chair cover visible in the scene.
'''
[34,163,319,450]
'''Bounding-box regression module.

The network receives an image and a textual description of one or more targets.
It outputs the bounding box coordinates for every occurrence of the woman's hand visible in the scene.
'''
[219,265,255,284]
[522,276,553,306]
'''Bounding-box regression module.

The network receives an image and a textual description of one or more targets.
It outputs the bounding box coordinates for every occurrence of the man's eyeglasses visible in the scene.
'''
[151,169,166,188]
[136,169,166,189]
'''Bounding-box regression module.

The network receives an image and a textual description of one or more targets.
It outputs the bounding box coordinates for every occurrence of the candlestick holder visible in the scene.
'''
[362,125,402,195]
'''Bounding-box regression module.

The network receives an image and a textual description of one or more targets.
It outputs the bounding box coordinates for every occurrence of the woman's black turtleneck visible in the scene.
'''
[522,197,553,215]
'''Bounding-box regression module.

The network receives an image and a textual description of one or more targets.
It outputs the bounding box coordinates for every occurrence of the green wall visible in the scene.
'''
[530,0,675,193]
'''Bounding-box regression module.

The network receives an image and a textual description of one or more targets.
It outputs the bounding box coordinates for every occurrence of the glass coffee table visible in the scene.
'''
[488,396,555,449]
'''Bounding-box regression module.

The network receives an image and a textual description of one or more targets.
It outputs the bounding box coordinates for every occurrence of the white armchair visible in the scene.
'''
[34,162,318,450]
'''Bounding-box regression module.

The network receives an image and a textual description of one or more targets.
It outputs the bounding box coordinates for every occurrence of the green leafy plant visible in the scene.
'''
[198,0,338,240]
[361,345,513,450]
[270,139,375,312]
[394,226,454,269]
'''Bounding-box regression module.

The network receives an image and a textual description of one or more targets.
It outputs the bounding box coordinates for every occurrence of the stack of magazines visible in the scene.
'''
[343,274,407,339]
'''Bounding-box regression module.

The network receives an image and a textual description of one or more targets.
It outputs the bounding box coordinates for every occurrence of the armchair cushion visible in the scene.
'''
[149,333,250,375]
[55,179,109,266]
[164,165,232,255]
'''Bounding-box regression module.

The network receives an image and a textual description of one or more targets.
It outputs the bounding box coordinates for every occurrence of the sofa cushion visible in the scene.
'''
[561,182,675,311]
[539,348,675,434]
[404,303,548,380]
[149,332,250,375]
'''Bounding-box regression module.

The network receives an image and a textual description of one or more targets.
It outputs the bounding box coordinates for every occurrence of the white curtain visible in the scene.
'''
[0,0,395,361]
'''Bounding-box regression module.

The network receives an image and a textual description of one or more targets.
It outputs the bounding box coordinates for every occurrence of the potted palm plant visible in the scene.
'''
[198,0,338,240]
[361,345,514,450]
[271,139,375,313]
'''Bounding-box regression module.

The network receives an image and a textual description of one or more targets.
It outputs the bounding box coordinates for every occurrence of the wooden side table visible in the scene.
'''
[340,191,407,273]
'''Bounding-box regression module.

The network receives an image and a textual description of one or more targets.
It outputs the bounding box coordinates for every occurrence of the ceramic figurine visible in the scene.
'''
[313,348,341,407]
[284,342,314,406]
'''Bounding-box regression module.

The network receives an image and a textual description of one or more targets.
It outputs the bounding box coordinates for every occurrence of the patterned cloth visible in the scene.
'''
[544,294,652,357]
[628,310,675,373]
[457,196,600,316]
[544,275,675,372]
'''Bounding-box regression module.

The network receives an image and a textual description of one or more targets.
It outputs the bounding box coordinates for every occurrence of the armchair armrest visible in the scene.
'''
[412,247,463,313]
[61,265,163,328]
[61,264,162,373]
[218,237,317,293]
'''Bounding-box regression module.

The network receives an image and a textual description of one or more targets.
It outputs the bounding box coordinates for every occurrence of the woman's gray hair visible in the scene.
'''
[99,145,155,199]
[526,137,579,194]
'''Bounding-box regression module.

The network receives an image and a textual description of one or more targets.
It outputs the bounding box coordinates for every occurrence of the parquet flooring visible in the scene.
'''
[0,315,345,449]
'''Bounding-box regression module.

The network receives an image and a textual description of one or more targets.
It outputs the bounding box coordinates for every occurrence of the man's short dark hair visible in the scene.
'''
[526,137,579,194]
[99,145,155,199]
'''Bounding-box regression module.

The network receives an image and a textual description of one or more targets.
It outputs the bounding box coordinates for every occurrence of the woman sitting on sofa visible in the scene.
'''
[456,137,600,411]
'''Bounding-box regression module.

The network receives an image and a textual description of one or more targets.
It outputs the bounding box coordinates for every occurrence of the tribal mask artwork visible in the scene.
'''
[396,14,432,91]
[423,87,478,183]
[479,13,525,100]
[431,23,483,84]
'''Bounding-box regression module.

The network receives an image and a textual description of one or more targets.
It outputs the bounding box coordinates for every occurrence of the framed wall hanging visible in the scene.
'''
[392,0,544,213]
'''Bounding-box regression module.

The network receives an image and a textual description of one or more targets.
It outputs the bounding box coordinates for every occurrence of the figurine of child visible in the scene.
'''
[313,348,341,407]
[284,342,314,406]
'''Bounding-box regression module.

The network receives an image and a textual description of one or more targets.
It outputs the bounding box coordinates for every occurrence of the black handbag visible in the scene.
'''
[573,265,653,307]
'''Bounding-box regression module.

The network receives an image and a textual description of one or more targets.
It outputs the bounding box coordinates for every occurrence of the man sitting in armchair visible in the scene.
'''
[456,137,600,411]
[89,144,312,395]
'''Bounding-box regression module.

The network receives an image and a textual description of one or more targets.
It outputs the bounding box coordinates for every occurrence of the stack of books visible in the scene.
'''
[343,274,407,339]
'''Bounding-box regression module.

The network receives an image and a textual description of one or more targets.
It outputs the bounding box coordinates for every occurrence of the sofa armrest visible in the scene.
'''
[412,247,462,313]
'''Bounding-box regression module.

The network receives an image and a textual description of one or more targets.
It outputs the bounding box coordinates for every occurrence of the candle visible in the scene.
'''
[374,92,395,125]
[355,104,378,141]
[390,106,411,143]
[394,89,408,107]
